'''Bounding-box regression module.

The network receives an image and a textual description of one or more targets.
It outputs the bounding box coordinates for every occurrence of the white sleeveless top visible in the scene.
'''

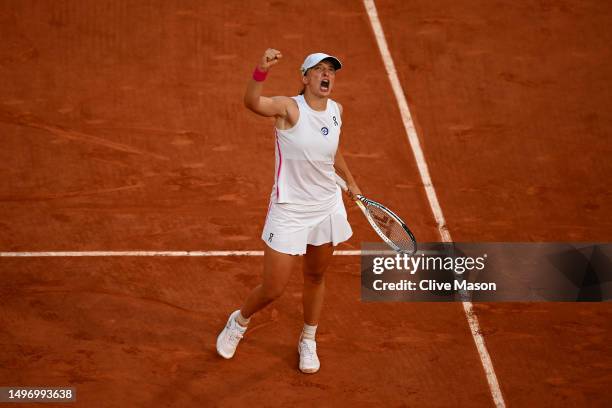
[272,95,342,207]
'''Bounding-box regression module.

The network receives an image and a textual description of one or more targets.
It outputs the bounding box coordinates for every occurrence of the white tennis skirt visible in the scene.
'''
[261,190,353,255]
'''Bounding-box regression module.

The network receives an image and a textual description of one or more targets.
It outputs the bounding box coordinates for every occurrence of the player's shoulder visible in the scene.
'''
[269,96,298,116]
[271,96,298,109]
[270,95,294,104]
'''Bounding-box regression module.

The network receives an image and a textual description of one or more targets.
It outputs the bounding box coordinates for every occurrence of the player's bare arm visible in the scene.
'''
[335,148,362,201]
[244,48,295,122]
[332,102,361,200]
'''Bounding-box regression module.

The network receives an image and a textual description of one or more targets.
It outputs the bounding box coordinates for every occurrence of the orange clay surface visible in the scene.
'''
[1,1,611,407]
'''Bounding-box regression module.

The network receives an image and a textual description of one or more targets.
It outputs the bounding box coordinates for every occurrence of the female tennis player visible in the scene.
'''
[216,48,361,374]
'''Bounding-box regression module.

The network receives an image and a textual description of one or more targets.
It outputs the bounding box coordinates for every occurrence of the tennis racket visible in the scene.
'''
[335,173,417,255]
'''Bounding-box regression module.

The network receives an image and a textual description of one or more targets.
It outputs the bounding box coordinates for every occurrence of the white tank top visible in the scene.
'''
[272,95,342,207]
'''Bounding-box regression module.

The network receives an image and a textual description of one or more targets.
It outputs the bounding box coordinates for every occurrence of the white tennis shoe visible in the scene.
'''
[216,310,247,359]
[298,337,320,373]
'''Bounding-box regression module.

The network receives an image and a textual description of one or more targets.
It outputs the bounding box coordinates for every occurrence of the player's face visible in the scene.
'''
[303,60,336,97]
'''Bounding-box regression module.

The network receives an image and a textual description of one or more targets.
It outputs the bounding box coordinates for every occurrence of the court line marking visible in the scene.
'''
[362,1,505,407]
[0,250,361,257]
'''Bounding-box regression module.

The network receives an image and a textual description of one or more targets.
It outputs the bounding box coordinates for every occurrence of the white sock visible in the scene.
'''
[235,311,250,327]
[301,323,317,341]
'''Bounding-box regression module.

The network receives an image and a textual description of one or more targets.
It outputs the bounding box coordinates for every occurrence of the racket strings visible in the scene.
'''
[366,204,416,253]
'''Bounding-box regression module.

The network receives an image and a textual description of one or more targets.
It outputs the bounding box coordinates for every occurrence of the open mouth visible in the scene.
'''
[320,79,330,91]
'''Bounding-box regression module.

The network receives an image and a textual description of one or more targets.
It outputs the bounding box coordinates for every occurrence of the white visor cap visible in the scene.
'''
[300,53,342,75]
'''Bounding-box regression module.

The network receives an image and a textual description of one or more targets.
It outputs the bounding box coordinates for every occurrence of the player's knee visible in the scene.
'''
[304,270,325,285]
[261,283,286,301]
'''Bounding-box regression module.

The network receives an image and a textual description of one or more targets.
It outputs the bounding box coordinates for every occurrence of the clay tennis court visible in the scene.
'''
[1,0,611,406]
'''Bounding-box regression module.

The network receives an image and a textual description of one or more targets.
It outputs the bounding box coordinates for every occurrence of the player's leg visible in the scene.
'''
[302,242,334,325]
[240,245,298,318]
[298,242,334,373]
[216,245,297,359]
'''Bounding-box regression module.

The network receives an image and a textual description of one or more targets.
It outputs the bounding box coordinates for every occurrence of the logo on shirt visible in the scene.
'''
[268,233,274,242]
[332,116,338,126]
[321,127,329,136]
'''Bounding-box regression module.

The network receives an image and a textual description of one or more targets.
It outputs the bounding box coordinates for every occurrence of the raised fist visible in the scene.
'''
[258,48,282,71]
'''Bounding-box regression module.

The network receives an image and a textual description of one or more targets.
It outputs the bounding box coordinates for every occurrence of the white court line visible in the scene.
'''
[362,1,505,407]
[0,250,361,257]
